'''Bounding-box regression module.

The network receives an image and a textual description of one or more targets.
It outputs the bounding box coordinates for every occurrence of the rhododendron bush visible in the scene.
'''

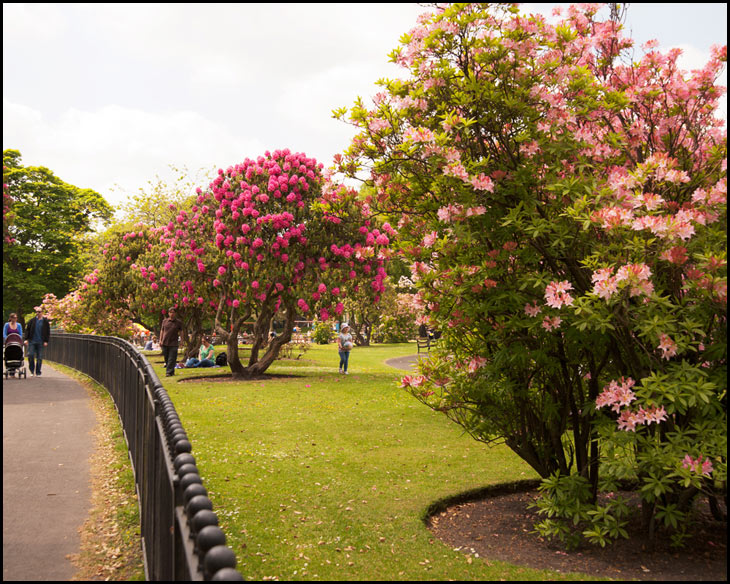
[336,3,726,545]
[39,290,136,338]
[166,149,390,377]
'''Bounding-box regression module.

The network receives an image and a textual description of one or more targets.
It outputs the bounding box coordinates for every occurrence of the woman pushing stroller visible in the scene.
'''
[4,313,26,378]
[3,313,23,342]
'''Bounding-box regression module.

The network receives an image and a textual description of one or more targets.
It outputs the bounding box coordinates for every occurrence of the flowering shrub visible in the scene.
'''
[39,291,136,338]
[337,3,726,545]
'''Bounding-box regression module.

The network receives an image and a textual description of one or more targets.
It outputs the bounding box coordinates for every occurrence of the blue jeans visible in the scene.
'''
[338,350,350,373]
[27,342,45,375]
[186,358,215,368]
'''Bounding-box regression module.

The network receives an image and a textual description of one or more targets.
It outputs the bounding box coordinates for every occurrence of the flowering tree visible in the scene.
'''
[39,291,137,338]
[83,222,217,358]
[336,4,726,545]
[164,149,391,378]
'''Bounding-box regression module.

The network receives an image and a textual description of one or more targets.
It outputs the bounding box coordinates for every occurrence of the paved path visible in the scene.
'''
[3,363,96,581]
[384,353,422,371]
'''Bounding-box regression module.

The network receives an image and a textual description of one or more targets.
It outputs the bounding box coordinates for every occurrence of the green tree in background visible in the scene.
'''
[2,149,114,320]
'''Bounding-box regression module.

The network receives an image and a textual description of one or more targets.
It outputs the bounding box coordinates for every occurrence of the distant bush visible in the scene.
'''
[312,321,333,344]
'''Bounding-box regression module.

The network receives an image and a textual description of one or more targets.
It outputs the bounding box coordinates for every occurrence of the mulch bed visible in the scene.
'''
[428,483,727,581]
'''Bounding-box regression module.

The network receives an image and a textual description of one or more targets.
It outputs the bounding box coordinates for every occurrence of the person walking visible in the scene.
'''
[337,323,353,375]
[4,313,24,377]
[160,307,184,377]
[24,308,50,377]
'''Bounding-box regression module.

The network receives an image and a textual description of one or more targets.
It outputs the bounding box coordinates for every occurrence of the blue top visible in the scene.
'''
[3,322,22,342]
[32,319,44,344]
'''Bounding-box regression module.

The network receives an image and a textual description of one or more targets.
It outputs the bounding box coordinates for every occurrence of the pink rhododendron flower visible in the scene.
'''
[467,356,487,373]
[638,406,667,425]
[658,333,678,359]
[401,375,426,388]
[616,263,654,297]
[592,268,618,300]
[524,302,541,317]
[617,409,643,432]
[596,377,636,413]
[470,173,495,192]
[660,246,688,265]
[542,316,562,331]
[545,280,574,309]
[682,455,714,477]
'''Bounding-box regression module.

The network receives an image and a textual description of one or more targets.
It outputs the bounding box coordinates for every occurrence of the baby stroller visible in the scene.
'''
[4,332,27,379]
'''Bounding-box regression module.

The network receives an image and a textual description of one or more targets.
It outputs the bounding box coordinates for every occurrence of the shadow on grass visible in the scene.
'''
[175,371,307,383]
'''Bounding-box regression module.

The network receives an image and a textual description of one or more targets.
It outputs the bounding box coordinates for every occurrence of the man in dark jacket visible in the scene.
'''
[24,308,51,377]
[159,307,184,377]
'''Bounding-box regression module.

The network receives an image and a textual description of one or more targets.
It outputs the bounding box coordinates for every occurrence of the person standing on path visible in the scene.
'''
[160,307,184,377]
[337,323,353,375]
[24,308,50,377]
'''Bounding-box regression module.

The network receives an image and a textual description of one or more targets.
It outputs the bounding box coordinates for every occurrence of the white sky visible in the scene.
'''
[3,3,727,209]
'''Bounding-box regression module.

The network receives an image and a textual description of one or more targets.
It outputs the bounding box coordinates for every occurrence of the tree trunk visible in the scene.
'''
[184,311,204,360]
[217,299,297,379]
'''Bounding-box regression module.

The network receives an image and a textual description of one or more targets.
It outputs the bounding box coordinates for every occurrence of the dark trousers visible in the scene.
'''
[161,345,178,376]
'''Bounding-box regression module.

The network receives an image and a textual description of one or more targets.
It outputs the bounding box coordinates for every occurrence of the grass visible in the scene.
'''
[147,341,596,581]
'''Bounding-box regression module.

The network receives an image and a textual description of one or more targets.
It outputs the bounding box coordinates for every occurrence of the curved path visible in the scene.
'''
[3,363,95,581]
[384,353,421,372]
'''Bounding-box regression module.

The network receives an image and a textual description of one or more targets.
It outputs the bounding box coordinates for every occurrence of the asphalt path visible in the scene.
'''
[3,363,96,581]
[384,353,422,371]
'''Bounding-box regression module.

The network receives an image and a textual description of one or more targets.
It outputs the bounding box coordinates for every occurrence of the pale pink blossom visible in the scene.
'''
[658,333,678,359]
[524,302,541,317]
[422,231,439,247]
[542,316,562,331]
[596,377,636,413]
[467,356,487,373]
[470,173,495,192]
[545,280,574,309]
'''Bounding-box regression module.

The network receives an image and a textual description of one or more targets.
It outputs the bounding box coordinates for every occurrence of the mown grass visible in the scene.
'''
[152,342,596,581]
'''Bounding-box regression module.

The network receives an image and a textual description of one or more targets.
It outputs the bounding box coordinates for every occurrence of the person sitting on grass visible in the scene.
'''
[185,337,216,368]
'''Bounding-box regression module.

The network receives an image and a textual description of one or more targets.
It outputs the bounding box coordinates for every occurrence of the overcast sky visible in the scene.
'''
[3,3,727,209]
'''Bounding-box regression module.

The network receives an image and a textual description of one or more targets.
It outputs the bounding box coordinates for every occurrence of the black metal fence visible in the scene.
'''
[46,332,242,581]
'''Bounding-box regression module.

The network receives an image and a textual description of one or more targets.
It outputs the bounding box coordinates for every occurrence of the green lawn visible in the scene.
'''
[152,342,595,580]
